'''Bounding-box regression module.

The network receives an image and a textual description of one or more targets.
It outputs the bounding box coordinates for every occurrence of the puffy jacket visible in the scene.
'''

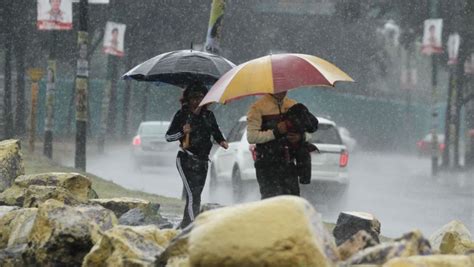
[247,94,297,163]
[166,105,225,159]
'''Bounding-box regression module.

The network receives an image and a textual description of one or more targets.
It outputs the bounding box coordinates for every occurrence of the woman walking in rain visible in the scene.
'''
[166,81,228,229]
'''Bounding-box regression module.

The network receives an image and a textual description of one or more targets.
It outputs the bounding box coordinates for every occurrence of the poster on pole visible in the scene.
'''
[421,19,443,55]
[447,33,460,65]
[103,22,126,57]
[72,0,109,3]
[37,0,73,30]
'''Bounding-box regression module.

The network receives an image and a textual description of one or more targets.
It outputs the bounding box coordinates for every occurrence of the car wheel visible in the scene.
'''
[209,164,218,197]
[232,167,243,203]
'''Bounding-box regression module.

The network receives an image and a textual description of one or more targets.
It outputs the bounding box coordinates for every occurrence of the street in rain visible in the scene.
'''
[0,1,473,266]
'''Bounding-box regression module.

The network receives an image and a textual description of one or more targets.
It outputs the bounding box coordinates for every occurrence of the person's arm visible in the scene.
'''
[209,112,226,144]
[165,110,186,142]
[247,104,279,144]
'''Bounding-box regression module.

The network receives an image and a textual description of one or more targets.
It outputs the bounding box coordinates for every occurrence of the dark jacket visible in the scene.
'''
[285,103,318,135]
[285,103,319,184]
[166,105,225,159]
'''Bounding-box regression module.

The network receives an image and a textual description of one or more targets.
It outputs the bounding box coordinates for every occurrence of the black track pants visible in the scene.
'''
[176,151,208,229]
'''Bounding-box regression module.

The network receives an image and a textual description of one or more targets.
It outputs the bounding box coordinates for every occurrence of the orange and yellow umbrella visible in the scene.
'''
[200,53,354,106]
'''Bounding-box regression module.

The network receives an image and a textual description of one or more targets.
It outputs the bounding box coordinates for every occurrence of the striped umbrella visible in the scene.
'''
[200,53,354,106]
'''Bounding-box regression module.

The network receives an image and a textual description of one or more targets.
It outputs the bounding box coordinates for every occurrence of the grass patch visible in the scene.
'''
[23,150,183,214]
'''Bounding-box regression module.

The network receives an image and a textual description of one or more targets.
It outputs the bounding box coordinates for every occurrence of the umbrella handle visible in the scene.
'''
[183,133,190,149]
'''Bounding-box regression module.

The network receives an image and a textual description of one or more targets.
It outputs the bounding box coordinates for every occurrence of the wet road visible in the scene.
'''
[64,144,473,238]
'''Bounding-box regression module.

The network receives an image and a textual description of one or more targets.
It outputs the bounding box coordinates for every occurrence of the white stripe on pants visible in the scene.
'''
[176,156,195,221]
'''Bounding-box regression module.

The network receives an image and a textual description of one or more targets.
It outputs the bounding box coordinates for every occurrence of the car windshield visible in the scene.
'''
[140,123,169,136]
[308,124,342,145]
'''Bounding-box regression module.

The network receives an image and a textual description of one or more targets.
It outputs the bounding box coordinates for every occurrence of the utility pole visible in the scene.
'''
[98,0,120,153]
[429,0,440,176]
[43,31,57,159]
[27,68,44,152]
[3,0,14,139]
[121,54,132,139]
[75,0,89,171]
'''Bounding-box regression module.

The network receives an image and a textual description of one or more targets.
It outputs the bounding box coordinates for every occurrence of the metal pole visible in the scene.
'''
[442,67,455,167]
[122,74,131,139]
[75,0,89,171]
[429,0,439,176]
[44,31,57,159]
[431,55,439,176]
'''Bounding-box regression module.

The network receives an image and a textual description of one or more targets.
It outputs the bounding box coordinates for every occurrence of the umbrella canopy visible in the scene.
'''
[122,49,235,87]
[200,53,354,106]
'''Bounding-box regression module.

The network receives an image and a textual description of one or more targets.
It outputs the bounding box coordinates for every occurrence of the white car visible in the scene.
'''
[338,127,357,152]
[131,121,176,170]
[210,116,349,208]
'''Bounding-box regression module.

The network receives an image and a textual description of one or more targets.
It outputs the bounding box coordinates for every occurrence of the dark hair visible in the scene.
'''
[180,81,208,106]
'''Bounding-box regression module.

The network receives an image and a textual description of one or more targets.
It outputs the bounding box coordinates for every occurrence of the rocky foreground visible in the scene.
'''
[1,139,473,267]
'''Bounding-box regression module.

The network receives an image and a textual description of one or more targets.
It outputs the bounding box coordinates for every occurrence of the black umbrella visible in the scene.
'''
[122,49,235,87]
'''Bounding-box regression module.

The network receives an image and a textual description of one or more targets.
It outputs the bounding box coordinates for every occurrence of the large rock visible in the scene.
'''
[0,209,22,248]
[347,230,432,265]
[90,197,157,218]
[118,208,173,229]
[24,185,85,207]
[430,220,474,254]
[5,208,37,248]
[170,196,339,267]
[28,199,117,266]
[0,186,25,206]
[15,172,92,202]
[383,255,474,267]
[0,206,19,218]
[0,208,37,249]
[82,225,179,267]
[337,230,378,261]
[0,172,94,207]
[0,244,31,267]
[165,256,190,267]
[0,184,85,207]
[0,140,24,193]
[333,211,381,246]
[156,227,191,266]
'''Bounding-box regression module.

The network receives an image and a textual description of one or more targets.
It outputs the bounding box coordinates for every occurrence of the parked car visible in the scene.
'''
[338,126,357,152]
[416,133,445,156]
[210,116,349,209]
[131,121,176,170]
